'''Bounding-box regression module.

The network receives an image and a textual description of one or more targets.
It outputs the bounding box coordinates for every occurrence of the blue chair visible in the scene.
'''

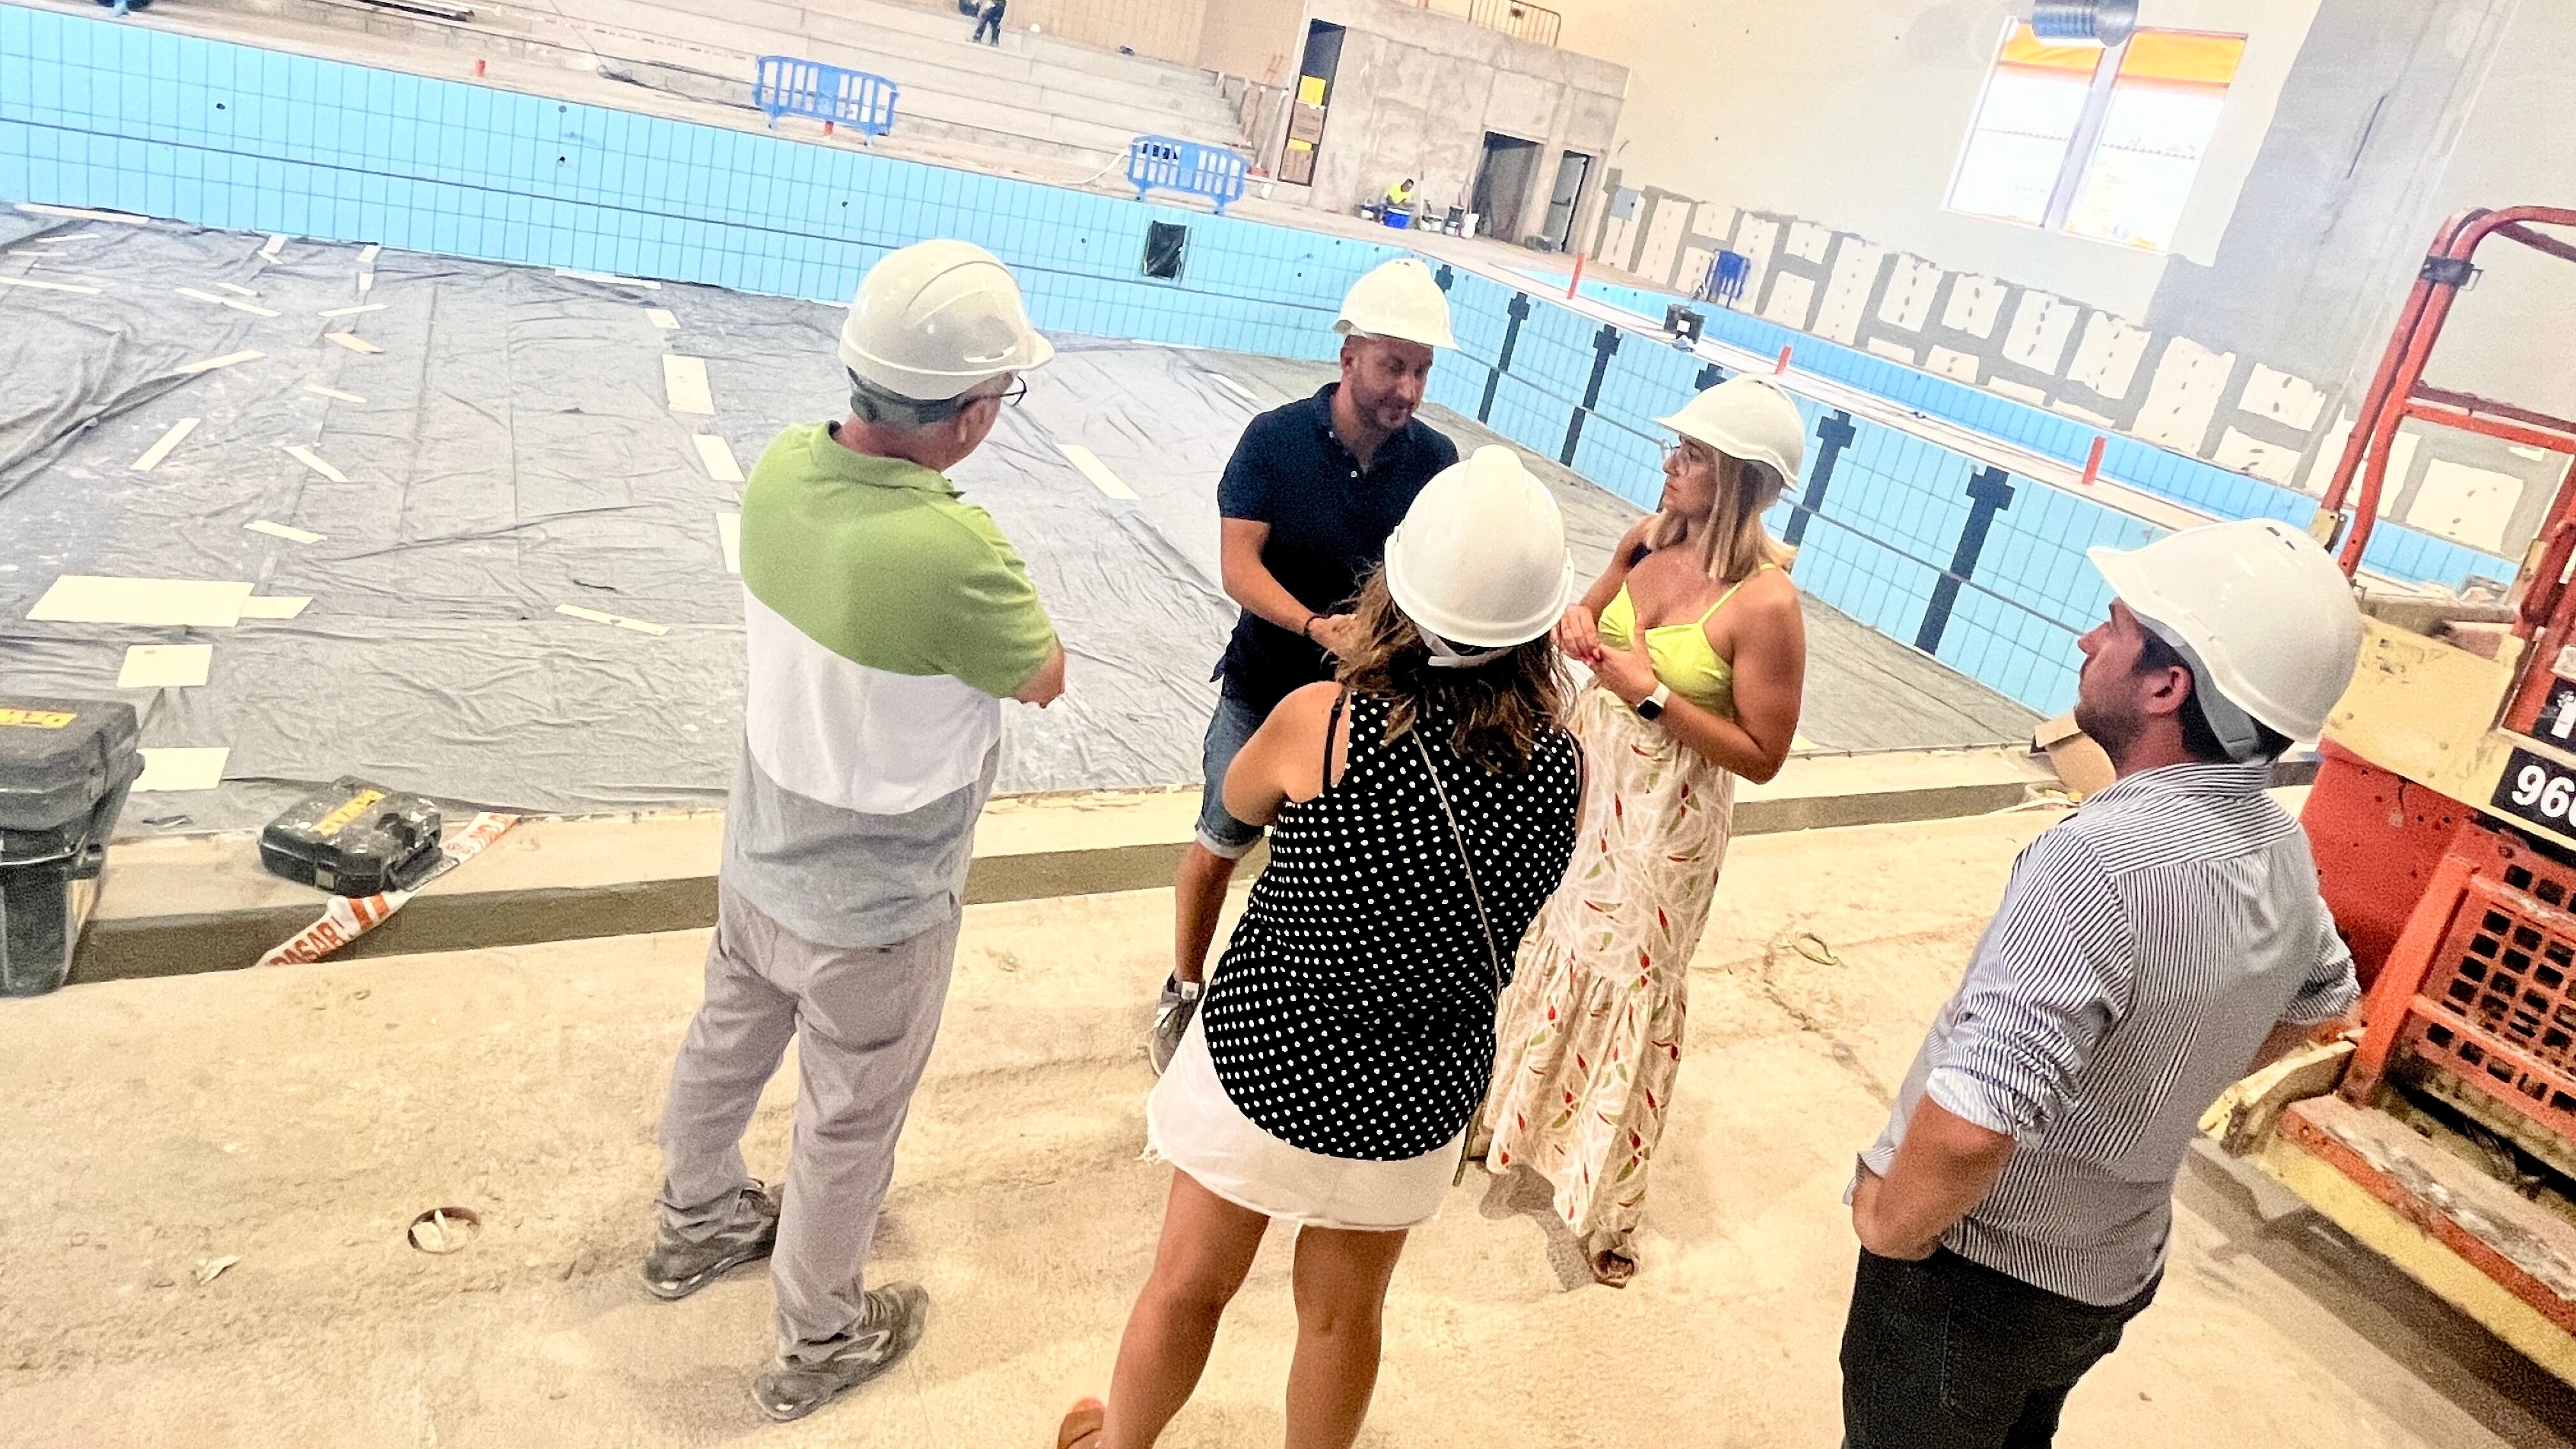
[1126,137,1250,215]
[752,57,900,139]
[1701,250,1750,307]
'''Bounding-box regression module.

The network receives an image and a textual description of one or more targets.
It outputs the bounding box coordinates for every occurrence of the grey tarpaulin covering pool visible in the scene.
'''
[0,212,2032,837]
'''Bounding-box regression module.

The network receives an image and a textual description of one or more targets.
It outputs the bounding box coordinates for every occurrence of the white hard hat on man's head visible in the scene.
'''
[2087,518,2364,749]
[839,238,1055,402]
[1384,446,1573,663]
[1656,375,1807,492]
[1334,257,1457,351]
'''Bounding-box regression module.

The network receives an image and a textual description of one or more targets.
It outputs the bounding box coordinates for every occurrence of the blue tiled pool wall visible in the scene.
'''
[0,5,2486,717]
[1570,277,2513,592]
[0,4,1374,362]
[1427,266,2166,716]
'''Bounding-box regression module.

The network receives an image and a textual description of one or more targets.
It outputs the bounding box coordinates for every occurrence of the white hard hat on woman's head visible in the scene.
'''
[1383,447,1573,664]
[839,239,1055,402]
[2087,518,2363,750]
[1333,257,1457,351]
[1656,375,1807,491]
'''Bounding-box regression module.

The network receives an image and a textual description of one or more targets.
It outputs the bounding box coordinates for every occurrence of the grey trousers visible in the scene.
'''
[655,884,959,1363]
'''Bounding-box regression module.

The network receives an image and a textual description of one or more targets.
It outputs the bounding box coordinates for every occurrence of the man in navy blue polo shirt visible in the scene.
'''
[1152,257,1462,1072]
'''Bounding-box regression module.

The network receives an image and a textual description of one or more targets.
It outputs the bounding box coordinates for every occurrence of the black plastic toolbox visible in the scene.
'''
[259,778,443,896]
[0,696,141,997]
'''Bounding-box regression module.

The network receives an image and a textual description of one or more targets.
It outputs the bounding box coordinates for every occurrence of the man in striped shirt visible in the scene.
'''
[1843,519,2366,1446]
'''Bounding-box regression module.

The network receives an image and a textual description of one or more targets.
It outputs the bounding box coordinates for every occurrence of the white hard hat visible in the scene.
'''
[1656,375,1807,489]
[2087,518,2363,748]
[1333,257,1457,351]
[839,239,1055,401]
[1384,446,1573,661]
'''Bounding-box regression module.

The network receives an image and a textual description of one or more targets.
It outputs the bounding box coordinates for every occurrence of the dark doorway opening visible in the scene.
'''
[1282,21,1345,187]
[1471,133,1542,244]
[1543,151,1591,253]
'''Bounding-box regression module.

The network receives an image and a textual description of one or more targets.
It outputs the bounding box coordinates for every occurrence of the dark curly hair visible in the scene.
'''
[1333,567,1568,773]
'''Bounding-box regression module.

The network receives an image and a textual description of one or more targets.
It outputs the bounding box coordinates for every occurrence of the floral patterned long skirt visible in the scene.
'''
[1476,684,1735,1246]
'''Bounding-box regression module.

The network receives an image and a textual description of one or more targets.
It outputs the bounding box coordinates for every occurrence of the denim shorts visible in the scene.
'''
[1195,690,1268,859]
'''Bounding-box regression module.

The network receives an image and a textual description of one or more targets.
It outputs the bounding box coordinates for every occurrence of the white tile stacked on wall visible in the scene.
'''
[1589,175,2562,560]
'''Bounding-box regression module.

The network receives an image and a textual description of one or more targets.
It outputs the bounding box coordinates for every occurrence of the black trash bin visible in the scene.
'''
[0,697,141,997]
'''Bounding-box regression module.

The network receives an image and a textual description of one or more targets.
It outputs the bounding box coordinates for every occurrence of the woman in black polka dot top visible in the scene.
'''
[1061,448,1583,1449]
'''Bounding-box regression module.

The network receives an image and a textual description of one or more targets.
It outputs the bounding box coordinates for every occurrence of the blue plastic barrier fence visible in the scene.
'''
[753,56,899,138]
[1126,136,1250,215]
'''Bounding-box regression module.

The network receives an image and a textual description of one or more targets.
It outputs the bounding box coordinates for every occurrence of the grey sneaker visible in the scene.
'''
[640,1183,779,1301]
[1151,973,1202,1076]
[752,1282,930,1422]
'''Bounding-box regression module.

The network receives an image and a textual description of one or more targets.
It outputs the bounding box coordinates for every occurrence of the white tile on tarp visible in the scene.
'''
[693,433,744,484]
[556,603,671,636]
[717,513,742,574]
[1057,443,1139,500]
[645,308,680,330]
[246,519,325,544]
[135,747,230,792]
[323,331,383,355]
[0,275,103,295]
[178,349,262,374]
[664,355,716,415]
[26,576,252,627]
[117,643,213,689]
[16,202,150,224]
[259,233,289,260]
[318,303,387,318]
[238,595,314,619]
[282,445,348,482]
[130,417,201,472]
[303,383,367,403]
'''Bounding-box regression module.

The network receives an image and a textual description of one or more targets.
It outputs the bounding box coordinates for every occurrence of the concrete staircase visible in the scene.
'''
[461,0,1247,169]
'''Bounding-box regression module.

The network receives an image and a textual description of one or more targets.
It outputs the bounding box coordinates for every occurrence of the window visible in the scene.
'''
[1948,23,2246,252]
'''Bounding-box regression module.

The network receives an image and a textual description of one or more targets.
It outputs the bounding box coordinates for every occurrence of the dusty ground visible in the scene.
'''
[3,808,2570,1448]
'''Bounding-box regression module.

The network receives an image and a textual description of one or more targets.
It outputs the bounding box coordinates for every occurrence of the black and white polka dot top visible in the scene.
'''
[1201,689,1581,1161]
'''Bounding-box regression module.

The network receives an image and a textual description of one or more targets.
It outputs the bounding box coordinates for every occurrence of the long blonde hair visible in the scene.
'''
[1646,449,1793,582]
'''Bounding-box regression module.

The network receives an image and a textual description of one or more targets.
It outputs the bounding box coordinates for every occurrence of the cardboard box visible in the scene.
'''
[2034,712,2115,797]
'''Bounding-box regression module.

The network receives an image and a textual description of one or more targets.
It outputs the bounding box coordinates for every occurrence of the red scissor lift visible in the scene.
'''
[2211,206,2576,1383]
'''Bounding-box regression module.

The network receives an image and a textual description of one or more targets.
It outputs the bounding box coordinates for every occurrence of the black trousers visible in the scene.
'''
[1840,1248,2158,1448]
[971,4,1003,42]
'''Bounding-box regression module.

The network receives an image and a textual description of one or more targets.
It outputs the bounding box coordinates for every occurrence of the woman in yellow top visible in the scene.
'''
[1473,375,1809,1285]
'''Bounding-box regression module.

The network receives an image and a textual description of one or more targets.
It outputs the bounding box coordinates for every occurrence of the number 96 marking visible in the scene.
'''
[2496,749,2576,831]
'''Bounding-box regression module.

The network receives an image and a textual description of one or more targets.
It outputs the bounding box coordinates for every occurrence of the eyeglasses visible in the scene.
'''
[985,377,1029,409]
[1662,441,1715,468]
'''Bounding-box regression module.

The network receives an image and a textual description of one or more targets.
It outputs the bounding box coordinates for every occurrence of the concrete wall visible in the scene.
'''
[1197,0,1304,80]
[1294,0,1625,245]
[1559,0,2573,563]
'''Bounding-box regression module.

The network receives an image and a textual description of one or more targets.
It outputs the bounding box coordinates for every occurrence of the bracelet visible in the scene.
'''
[1299,615,1320,640]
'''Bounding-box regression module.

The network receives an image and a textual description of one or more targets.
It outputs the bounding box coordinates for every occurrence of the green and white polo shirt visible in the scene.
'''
[726,422,1057,947]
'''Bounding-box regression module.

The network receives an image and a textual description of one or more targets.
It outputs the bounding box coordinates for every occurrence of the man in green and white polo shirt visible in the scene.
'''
[642,240,1064,1423]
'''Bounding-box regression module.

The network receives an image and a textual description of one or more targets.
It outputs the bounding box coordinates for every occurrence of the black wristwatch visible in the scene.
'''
[1633,683,1672,721]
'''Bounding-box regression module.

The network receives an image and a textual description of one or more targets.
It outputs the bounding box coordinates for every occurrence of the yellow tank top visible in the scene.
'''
[1595,567,1771,716]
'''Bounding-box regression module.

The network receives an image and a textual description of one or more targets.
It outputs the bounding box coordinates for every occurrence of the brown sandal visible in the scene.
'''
[1057,1397,1107,1448]
[1589,1242,1637,1289]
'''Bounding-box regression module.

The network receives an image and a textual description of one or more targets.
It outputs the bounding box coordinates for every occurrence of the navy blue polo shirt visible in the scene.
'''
[1215,384,1459,714]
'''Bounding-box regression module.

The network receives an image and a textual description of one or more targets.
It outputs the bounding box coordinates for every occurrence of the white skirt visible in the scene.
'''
[1146,1015,1463,1232]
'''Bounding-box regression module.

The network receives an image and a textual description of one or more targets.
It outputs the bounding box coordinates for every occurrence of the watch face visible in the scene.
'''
[1636,696,1662,720]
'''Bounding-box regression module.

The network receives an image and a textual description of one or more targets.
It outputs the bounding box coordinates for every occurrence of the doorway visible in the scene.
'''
[1280,21,1344,188]
[1543,151,1591,253]
[1471,133,1541,245]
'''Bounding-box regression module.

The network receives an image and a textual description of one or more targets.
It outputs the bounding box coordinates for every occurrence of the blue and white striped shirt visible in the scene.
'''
[1861,762,2359,1305]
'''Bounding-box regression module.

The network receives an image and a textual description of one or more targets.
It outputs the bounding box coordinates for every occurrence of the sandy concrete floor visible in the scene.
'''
[3,809,2569,1448]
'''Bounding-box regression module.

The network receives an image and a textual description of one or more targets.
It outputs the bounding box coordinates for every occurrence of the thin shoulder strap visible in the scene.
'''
[1321,687,1349,794]
[1696,561,1777,625]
